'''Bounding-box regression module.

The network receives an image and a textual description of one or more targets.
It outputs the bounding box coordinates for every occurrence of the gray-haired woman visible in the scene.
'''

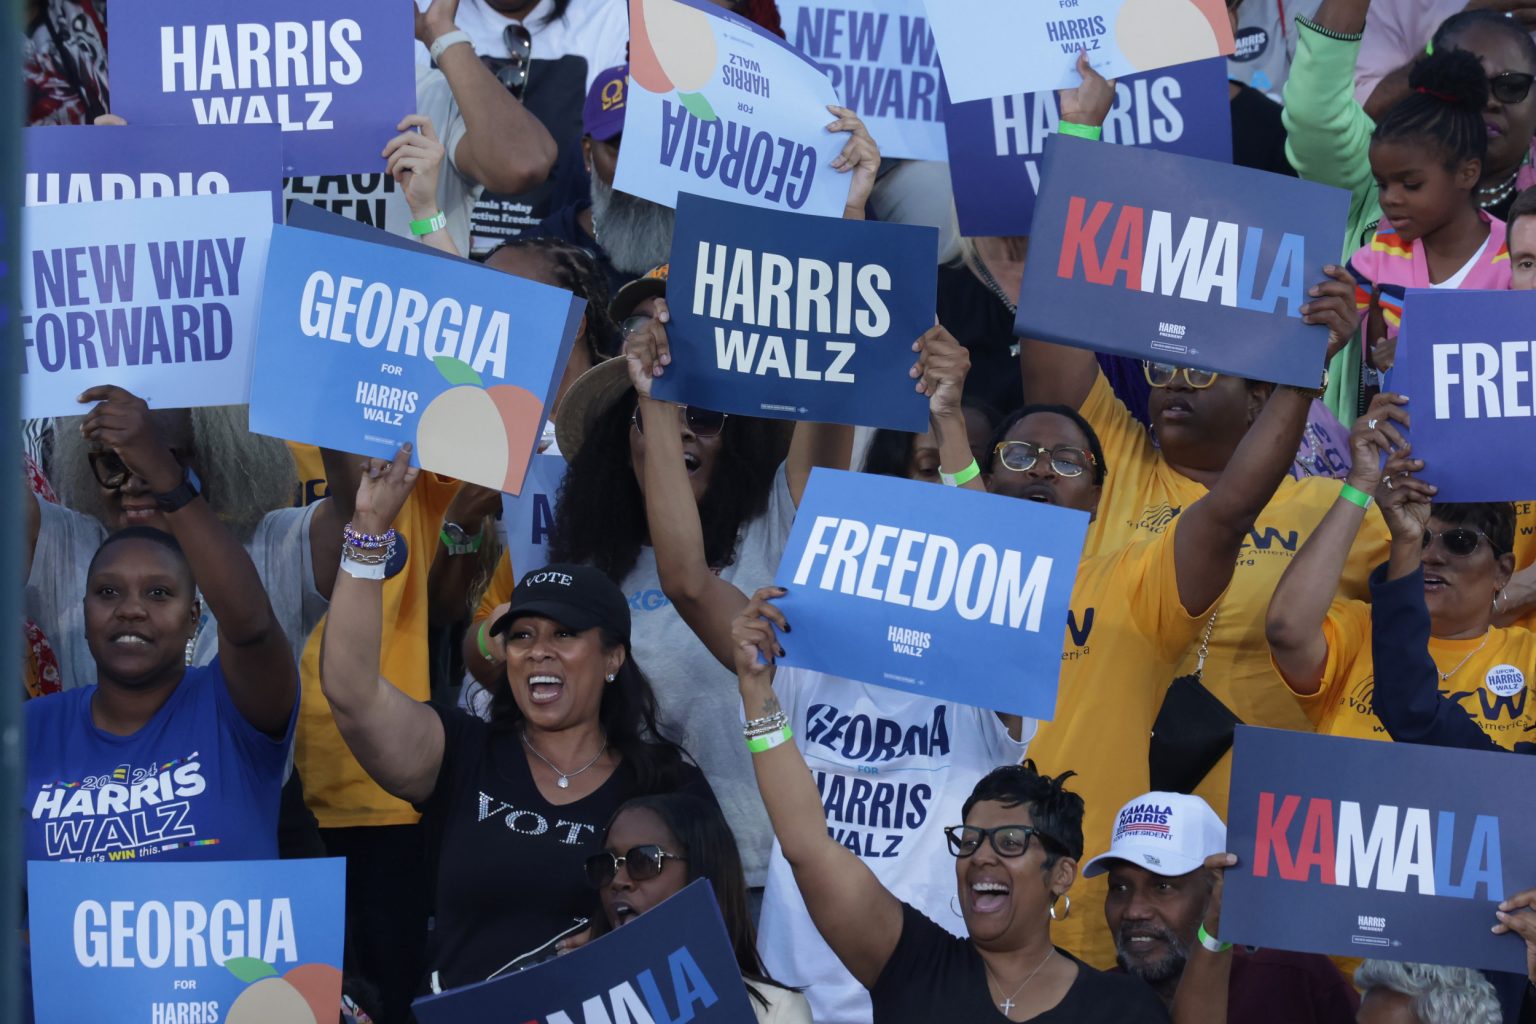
[1354,962,1502,1024]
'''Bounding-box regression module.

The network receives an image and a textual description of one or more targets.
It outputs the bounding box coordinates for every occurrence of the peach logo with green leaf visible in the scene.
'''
[222,957,341,1023]
[416,356,544,494]
[630,0,721,121]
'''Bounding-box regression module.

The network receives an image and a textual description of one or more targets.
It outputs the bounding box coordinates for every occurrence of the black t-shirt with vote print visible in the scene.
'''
[417,702,713,992]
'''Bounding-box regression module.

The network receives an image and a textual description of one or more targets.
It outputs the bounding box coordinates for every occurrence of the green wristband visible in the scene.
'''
[1340,483,1373,510]
[747,726,793,754]
[476,619,497,662]
[1057,121,1102,141]
[1197,923,1232,953]
[410,210,448,236]
[941,459,982,488]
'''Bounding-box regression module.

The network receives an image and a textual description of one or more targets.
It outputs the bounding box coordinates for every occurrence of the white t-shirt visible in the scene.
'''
[757,667,1032,1024]
[284,65,480,258]
[1433,234,1492,290]
[414,0,629,94]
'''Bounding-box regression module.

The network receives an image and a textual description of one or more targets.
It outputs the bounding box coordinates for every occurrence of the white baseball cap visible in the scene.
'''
[1080,791,1226,878]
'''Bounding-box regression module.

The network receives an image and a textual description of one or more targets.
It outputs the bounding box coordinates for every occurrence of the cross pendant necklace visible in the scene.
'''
[987,947,1054,1018]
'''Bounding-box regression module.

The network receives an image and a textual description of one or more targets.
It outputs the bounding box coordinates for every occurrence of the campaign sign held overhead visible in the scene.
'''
[656,193,935,431]
[772,469,1088,717]
[109,0,416,176]
[1386,289,1536,502]
[247,225,583,494]
[412,879,755,1024]
[922,0,1235,104]
[501,453,569,579]
[617,0,852,216]
[1222,726,1535,973]
[780,0,946,161]
[1015,135,1348,388]
[944,58,1231,236]
[25,124,285,222]
[28,857,345,1024]
[21,191,274,419]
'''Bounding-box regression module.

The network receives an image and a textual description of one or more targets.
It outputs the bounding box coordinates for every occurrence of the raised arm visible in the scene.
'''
[80,387,297,735]
[1171,854,1238,1024]
[308,447,364,600]
[1282,0,1377,199]
[734,588,905,987]
[319,446,446,804]
[1173,268,1357,615]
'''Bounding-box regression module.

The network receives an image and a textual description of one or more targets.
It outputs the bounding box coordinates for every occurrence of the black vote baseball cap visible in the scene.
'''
[489,564,631,642]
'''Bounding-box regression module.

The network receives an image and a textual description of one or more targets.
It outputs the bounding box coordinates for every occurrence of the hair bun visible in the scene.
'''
[1409,48,1491,113]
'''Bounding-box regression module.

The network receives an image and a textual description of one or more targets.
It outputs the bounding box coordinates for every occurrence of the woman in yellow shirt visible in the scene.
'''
[1267,393,1536,746]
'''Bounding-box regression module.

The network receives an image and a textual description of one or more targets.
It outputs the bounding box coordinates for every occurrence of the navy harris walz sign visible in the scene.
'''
[656,192,936,431]
[1015,135,1348,388]
[1222,726,1536,974]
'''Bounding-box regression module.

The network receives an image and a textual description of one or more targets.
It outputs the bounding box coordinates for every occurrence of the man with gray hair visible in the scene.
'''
[1355,961,1503,1024]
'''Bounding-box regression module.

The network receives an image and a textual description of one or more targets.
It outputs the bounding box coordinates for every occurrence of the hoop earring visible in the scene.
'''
[950,896,963,918]
[1049,894,1071,921]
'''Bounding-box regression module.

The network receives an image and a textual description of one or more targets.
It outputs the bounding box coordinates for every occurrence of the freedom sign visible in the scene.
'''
[109,0,416,176]
[1386,289,1536,502]
[27,858,345,1024]
[656,193,935,431]
[21,192,274,419]
[772,469,1088,717]
[412,879,755,1024]
[617,0,852,216]
[25,124,285,223]
[501,453,569,579]
[1015,136,1349,388]
[944,58,1231,236]
[1223,727,1535,973]
[780,0,946,162]
[248,225,583,494]
[922,0,1236,104]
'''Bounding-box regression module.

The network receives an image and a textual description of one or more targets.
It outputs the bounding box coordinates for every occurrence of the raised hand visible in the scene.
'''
[623,297,672,399]
[910,325,972,421]
[385,114,448,220]
[1058,49,1117,128]
[1301,265,1363,364]
[353,445,421,535]
[77,386,183,494]
[1344,391,1411,495]
[732,587,789,684]
[826,105,882,218]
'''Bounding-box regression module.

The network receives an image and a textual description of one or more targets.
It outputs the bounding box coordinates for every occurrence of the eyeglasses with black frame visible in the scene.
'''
[87,448,192,490]
[1422,526,1498,558]
[583,844,687,888]
[631,403,728,439]
[1490,71,1535,106]
[944,825,1061,859]
[992,440,1096,477]
[1142,361,1220,389]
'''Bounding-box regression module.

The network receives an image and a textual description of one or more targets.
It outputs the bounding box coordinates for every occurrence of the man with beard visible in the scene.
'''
[529,64,676,294]
[1085,792,1357,1020]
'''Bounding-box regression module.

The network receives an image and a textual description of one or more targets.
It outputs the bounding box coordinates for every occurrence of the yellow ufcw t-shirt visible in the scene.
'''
[1076,373,1391,817]
[1030,516,1215,970]
[288,444,462,828]
[1514,500,1535,633]
[1289,598,1536,747]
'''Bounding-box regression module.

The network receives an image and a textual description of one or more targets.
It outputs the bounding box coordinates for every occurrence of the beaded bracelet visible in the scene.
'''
[343,524,398,550]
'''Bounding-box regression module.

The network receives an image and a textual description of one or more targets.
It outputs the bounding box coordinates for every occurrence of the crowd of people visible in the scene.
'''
[17,0,1536,1021]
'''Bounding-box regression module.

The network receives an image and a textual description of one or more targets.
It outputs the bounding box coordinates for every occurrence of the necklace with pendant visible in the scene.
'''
[521,727,607,789]
[1438,632,1490,683]
[984,947,1054,1017]
[971,250,1019,315]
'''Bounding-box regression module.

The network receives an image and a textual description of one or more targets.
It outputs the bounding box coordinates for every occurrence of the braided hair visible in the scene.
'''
[1373,48,1490,169]
[486,237,622,360]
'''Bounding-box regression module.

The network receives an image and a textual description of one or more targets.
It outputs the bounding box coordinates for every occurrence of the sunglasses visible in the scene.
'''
[1490,71,1535,106]
[479,23,532,97]
[993,440,1095,478]
[631,403,727,438]
[1422,526,1497,558]
[1143,361,1219,389]
[583,845,686,888]
[88,448,191,490]
[944,825,1061,859]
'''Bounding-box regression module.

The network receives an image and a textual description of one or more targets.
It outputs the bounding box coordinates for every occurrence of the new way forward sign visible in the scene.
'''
[21,192,274,419]
[1387,289,1536,503]
[25,124,285,222]
[1016,135,1348,388]
[109,0,416,176]
[1223,726,1536,974]
[657,193,935,431]
[618,0,852,216]
[412,879,755,1024]
[773,469,1088,717]
[945,58,1231,237]
[28,858,345,1024]
[780,0,946,161]
[922,0,1235,104]
[248,225,584,494]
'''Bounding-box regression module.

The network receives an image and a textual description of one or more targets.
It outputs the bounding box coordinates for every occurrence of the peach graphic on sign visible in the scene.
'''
[415,356,544,493]
[630,0,720,120]
[1116,0,1228,69]
[223,958,342,1024]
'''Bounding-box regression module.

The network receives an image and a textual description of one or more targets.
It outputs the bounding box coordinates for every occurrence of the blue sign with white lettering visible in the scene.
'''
[1016,135,1348,388]
[657,193,935,431]
[27,858,346,1024]
[247,225,583,494]
[773,469,1088,717]
[780,0,947,161]
[944,58,1231,237]
[109,0,416,176]
[501,453,568,577]
[1223,726,1535,973]
[412,879,755,1023]
[1386,289,1536,503]
[25,125,285,222]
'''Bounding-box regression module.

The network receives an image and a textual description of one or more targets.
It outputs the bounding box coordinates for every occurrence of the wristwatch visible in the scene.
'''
[153,467,203,514]
[440,522,484,556]
[1285,366,1331,401]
